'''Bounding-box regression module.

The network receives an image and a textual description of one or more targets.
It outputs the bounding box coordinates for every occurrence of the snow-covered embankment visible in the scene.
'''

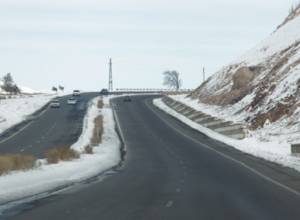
[0,95,54,134]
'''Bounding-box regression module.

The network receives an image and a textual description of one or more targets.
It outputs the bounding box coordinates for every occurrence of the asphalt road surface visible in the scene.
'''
[0,93,97,158]
[4,95,300,220]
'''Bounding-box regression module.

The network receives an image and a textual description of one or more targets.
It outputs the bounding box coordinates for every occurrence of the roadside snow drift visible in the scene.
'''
[0,97,121,207]
[0,95,54,134]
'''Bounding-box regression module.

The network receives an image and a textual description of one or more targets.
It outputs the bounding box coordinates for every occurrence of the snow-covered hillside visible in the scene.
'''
[0,79,42,95]
[19,86,41,95]
[0,95,54,134]
[190,5,300,133]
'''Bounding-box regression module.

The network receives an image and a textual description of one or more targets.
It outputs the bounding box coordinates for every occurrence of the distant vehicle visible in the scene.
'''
[50,100,60,108]
[100,89,109,96]
[123,96,132,102]
[67,98,77,105]
[73,90,81,96]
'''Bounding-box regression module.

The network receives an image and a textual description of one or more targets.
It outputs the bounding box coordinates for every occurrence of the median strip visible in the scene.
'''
[0,97,106,175]
[0,96,121,207]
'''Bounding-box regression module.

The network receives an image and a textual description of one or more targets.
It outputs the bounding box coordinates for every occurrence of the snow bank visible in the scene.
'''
[171,94,300,145]
[154,98,300,172]
[0,96,121,208]
[19,86,41,94]
[0,95,54,134]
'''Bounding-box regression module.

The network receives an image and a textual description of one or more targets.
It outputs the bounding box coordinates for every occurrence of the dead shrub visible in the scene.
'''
[45,147,80,164]
[277,3,300,30]
[97,99,104,109]
[91,115,103,146]
[0,154,36,175]
[250,96,297,129]
[84,145,94,154]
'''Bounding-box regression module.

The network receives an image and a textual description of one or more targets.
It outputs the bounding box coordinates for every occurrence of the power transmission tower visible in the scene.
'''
[109,58,113,91]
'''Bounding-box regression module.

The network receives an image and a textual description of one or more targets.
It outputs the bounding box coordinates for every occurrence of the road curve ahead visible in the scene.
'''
[5,95,300,220]
[0,93,98,158]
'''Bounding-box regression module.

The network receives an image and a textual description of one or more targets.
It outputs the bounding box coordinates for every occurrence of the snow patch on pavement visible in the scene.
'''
[154,98,300,172]
[0,96,121,208]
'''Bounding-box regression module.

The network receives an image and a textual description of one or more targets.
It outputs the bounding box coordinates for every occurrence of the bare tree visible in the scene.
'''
[2,73,20,94]
[52,86,58,94]
[163,70,182,91]
[58,85,64,92]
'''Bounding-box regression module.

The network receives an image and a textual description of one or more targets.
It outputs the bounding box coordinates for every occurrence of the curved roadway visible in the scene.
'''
[0,93,97,158]
[3,95,300,220]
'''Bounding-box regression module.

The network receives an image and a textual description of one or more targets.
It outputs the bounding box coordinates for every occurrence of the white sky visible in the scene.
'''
[0,0,298,91]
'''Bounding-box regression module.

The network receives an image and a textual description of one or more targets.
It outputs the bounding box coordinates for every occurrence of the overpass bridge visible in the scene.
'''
[105,58,192,95]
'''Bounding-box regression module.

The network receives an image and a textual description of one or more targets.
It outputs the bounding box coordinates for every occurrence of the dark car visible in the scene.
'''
[100,89,109,96]
[123,96,131,102]
[73,90,81,96]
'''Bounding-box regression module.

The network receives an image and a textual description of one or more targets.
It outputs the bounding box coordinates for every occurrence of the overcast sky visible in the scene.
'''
[0,0,298,91]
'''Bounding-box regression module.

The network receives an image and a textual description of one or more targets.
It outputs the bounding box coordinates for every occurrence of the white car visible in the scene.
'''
[50,100,60,108]
[67,98,77,105]
[73,90,81,96]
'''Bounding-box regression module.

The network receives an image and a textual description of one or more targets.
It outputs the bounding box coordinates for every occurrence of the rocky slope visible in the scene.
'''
[190,4,300,130]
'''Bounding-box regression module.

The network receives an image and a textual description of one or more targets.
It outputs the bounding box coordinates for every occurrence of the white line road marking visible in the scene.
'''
[0,122,33,145]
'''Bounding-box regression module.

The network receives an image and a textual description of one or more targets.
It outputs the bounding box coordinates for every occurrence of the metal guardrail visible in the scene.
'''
[162,96,247,140]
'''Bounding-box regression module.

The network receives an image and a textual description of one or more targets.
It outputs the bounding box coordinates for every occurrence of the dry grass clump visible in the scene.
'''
[250,96,296,129]
[45,147,80,164]
[277,2,300,30]
[97,99,104,109]
[84,145,94,154]
[0,154,36,175]
[91,115,103,146]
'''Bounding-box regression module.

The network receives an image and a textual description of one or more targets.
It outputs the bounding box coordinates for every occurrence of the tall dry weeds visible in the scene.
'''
[0,154,36,175]
[97,99,104,109]
[45,147,80,164]
[91,115,103,146]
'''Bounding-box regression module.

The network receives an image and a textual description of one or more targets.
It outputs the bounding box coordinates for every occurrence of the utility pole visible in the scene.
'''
[203,67,206,83]
[109,58,113,91]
